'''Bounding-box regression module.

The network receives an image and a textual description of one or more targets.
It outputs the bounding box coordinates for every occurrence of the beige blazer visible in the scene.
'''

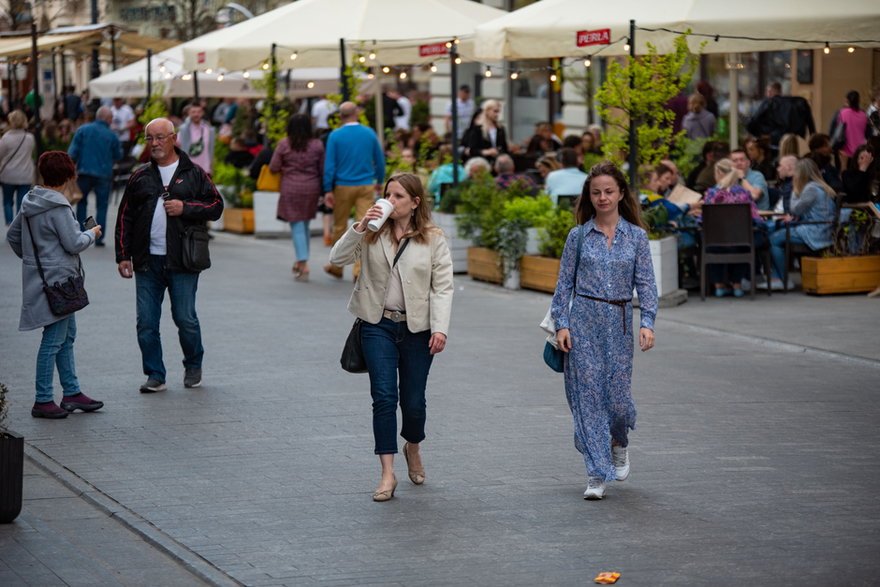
[329,224,453,335]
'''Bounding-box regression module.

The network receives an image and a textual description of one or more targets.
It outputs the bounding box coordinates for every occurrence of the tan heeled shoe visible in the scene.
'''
[372,475,398,502]
[402,442,425,485]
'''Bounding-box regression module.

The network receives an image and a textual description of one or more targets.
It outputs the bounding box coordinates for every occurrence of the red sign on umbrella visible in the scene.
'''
[576,29,611,47]
[419,43,449,57]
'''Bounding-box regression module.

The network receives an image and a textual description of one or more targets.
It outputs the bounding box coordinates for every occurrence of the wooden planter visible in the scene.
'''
[520,255,560,293]
[223,208,255,234]
[0,431,24,523]
[801,255,880,295]
[467,246,503,284]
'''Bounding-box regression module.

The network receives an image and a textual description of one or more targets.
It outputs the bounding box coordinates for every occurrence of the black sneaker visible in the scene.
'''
[140,377,167,393]
[184,368,202,389]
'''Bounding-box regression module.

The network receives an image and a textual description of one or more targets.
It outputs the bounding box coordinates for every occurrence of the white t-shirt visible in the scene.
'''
[394,96,412,131]
[311,99,336,130]
[149,160,180,255]
[111,104,136,142]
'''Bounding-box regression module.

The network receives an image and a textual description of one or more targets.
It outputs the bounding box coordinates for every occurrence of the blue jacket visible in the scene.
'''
[790,182,836,251]
[323,123,384,192]
[68,120,122,178]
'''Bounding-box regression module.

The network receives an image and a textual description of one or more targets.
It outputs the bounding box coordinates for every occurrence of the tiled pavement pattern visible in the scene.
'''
[2,220,879,586]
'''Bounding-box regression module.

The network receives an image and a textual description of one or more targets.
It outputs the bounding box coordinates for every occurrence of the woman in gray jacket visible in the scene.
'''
[7,152,104,419]
[1,110,36,225]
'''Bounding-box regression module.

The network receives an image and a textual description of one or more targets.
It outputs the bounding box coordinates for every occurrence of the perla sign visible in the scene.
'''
[576,28,610,47]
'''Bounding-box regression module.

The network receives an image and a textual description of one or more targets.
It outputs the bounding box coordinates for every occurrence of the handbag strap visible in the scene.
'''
[393,238,410,267]
[0,134,27,176]
[24,215,83,288]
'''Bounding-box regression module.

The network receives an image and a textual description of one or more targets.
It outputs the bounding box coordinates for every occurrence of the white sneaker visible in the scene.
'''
[583,476,606,500]
[611,446,630,481]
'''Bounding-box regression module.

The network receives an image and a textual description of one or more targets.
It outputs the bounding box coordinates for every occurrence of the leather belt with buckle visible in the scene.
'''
[383,309,407,322]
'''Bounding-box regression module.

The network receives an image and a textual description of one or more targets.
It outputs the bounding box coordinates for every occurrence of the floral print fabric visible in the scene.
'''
[550,219,658,482]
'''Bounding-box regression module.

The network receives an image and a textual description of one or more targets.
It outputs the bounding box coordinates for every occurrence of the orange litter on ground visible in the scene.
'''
[594,571,621,584]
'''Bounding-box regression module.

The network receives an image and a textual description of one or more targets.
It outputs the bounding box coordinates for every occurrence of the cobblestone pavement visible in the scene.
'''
[1,224,879,586]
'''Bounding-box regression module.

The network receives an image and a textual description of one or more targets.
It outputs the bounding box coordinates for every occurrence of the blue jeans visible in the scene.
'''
[135,255,204,382]
[290,220,310,262]
[361,317,434,454]
[769,228,805,281]
[75,175,112,243]
[3,183,29,224]
[35,315,82,403]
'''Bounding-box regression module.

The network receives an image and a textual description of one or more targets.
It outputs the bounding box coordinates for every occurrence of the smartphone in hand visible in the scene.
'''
[85,216,97,230]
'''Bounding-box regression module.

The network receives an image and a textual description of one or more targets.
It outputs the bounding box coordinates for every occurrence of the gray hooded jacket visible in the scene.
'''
[6,186,95,331]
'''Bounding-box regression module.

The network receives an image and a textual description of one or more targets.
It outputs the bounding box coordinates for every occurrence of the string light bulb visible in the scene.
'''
[369,51,376,60]
[243,71,250,79]
[307,81,315,89]
[445,41,453,49]
[261,61,270,70]
[429,62,437,73]
[217,73,224,81]
[847,46,855,53]
[382,66,390,74]
[510,71,519,80]
[484,66,492,78]
[358,55,366,64]
[367,72,375,79]
[399,71,407,80]
[624,38,631,52]
[290,51,298,61]
[583,56,592,68]
[205,68,213,74]
[164,72,172,79]
[550,72,558,83]
[454,57,462,64]
[823,42,830,54]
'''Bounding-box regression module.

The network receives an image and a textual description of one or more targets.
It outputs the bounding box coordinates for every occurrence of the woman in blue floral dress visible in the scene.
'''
[551,161,658,500]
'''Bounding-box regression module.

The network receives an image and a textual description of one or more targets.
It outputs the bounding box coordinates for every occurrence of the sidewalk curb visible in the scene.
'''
[23,444,242,587]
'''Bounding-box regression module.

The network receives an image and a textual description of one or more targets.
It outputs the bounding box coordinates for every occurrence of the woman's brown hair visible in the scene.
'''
[364,173,436,245]
[575,160,644,230]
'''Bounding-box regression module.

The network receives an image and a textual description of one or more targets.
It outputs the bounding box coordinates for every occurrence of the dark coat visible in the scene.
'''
[465,124,508,162]
[746,96,816,144]
[114,148,223,273]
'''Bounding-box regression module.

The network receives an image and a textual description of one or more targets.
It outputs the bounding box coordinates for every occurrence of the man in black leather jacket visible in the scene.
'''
[114,117,223,394]
[746,82,816,146]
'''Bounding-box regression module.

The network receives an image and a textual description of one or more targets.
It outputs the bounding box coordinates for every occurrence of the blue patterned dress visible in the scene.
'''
[550,219,658,482]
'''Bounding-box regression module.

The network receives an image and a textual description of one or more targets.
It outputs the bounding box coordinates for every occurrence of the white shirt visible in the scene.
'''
[311,99,336,130]
[111,103,135,142]
[149,159,180,255]
[445,98,475,139]
[394,96,412,131]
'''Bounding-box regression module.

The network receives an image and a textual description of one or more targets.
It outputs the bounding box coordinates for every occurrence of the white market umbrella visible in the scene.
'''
[473,0,880,60]
[181,0,508,71]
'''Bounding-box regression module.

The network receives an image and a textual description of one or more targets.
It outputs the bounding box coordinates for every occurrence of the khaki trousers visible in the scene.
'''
[328,184,375,273]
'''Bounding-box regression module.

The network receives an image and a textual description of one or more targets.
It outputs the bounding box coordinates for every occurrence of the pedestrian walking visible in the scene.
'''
[114,118,223,393]
[323,101,385,280]
[329,173,453,502]
[6,151,104,419]
[1,110,36,225]
[68,105,123,246]
[551,161,657,500]
[269,113,324,282]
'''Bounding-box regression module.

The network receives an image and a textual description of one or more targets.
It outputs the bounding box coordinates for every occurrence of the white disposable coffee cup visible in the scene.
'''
[367,199,394,232]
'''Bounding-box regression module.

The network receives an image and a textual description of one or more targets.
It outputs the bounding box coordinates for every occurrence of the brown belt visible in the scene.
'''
[578,294,632,333]
[383,309,407,322]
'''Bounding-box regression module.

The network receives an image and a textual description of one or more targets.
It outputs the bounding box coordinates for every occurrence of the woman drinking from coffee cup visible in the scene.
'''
[329,173,453,501]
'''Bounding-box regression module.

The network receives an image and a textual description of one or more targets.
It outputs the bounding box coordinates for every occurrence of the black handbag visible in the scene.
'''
[181,224,211,271]
[26,216,89,316]
[340,318,367,373]
[340,238,410,373]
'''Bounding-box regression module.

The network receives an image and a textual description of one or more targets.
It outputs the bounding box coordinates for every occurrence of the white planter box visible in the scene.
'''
[433,211,469,273]
[525,227,540,255]
[650,236,678,297]
[253,190,290,238]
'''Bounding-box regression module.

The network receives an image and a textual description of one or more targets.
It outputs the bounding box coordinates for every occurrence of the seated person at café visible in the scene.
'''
[225,137,255,169]
[691,141,730,194]
[765,158,837,291]
[731,148,770,210]
[535,154,561,186]
[842,144,876,204]
[544,148,587,203]
[806,133,843,193]
[525,122,562,157]
[703,158,764,297]
[744,136,775,181]
[770,155,798,214]
[494,154,537,193]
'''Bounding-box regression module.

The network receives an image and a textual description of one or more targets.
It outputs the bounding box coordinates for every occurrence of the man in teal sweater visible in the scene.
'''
[323,101,385,279]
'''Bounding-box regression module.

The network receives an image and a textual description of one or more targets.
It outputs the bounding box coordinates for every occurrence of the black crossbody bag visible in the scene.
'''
[25,216,89,316]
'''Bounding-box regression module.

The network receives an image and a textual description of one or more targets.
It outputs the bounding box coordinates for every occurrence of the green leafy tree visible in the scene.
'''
[596,34,701,181]
[251,58,289,148]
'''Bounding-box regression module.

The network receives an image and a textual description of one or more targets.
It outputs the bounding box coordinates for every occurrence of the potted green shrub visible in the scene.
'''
[521,206,576,293]
[802,208,880,294]
[214,162,255,234]
[0,381,23,524]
